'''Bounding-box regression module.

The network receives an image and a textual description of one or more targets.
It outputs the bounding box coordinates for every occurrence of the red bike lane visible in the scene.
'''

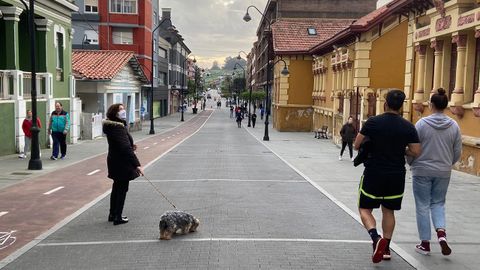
[0,111,212,262]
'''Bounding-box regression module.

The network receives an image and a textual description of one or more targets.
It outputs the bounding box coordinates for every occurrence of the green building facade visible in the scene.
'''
[0,0,80,156]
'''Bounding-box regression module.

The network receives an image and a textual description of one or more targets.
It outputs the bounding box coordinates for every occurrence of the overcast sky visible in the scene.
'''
[159,0,392,69]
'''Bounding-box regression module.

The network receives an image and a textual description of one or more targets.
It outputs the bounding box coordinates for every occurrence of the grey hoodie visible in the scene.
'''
[410,113,462,178]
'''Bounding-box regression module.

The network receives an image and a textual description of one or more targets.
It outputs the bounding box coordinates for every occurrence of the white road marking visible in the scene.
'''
[86,169,101,176]
[153,142,158,145]
[43,186,64,195]
[143,146,150,150]
[37,238,370,247]
[167,137,171,139]
[134,179,306,183]
[161,139,166,141]
[0,212,8,218]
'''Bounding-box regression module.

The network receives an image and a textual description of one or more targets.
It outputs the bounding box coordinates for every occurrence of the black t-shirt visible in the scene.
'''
[360,113,419,174]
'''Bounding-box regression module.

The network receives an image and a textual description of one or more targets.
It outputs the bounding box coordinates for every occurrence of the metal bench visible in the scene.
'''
[314,126,329,139]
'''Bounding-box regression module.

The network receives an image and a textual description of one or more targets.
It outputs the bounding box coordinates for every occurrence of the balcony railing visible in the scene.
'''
[0,70,52,100]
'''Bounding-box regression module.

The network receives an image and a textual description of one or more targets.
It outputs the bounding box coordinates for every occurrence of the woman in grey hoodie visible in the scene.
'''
[410,88,462,256]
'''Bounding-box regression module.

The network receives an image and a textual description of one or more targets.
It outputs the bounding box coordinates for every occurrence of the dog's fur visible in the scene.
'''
[159,211,200,240]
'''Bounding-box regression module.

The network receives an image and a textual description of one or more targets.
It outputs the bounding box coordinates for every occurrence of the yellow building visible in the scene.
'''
[271,18,354,131]
[410,0,480,176]
[309,0,428,144]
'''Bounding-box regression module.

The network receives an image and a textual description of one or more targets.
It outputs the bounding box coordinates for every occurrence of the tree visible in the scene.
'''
[211,61,221,70]
[222,56,246,71]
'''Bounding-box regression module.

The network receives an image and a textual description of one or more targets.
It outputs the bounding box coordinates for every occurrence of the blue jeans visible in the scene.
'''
[412,175,450,241]
[51,132,67,158]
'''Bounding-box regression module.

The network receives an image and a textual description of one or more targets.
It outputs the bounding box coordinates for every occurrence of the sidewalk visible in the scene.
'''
[0,112,197,190]
[246,114,480,270]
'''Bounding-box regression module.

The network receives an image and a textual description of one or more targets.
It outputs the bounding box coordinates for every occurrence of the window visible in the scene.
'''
[473,39,480,100]
[84,30,99,45]
[110,0,137,14]
[153,11,158,26]
[85,0,98,13]
[448,43,457,100]
[112,28,133,44]
[153,39,157,52]
[56,32,64,70]
[307,28,317,35]
[153,65,157,78]
[159,72,167,86]
[159,48,167,58]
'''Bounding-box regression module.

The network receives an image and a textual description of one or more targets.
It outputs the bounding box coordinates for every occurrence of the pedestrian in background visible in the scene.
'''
[251,112,257,128]
[103,103,144,226]
[48,102,70,160]
[410,88,462,256]
[260,106,265,120]
[236,108,243,128]
[354,89,421,263]
[230,106,234,118]
[19,110,42,159]
[339,116,356,161]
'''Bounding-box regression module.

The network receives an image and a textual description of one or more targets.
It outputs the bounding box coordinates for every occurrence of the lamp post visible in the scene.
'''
[237,52,253,127]
[243,5,275,141]
[18,0,41,169]
[234,63,247,125]
[181,56,195,120]
[149,18,174,134]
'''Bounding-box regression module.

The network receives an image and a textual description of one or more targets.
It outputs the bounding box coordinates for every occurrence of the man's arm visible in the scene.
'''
[354,133,365,150]
[406,143,421,157]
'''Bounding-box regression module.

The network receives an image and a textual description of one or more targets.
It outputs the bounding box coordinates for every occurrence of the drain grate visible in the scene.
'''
[10,172,32,176]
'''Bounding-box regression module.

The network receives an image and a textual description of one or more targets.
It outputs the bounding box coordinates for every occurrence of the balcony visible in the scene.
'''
[0,70,53,100]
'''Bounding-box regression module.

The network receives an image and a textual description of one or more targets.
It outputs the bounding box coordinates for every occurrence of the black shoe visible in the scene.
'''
[113,217,129,225]
[108,214,128,222]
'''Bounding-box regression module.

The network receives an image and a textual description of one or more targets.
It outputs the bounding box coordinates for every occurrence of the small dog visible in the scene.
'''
[159,211,200,240]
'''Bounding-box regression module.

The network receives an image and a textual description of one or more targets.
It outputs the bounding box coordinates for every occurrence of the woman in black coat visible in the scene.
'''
[103,104,143,225]
[339,116,357,161]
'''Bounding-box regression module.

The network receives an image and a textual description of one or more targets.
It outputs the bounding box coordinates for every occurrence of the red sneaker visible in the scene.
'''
[383,247,391,260]
[439,237,452,256]
[372,238,387,263]
[415,241,430,255]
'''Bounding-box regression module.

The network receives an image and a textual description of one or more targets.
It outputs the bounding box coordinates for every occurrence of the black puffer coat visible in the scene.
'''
[103,118,141,182]
[340,123,356,143]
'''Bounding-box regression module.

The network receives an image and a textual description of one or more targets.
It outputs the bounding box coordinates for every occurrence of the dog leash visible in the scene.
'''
[142,175,177,209]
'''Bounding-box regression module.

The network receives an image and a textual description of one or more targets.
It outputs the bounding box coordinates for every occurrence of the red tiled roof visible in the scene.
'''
[72,50,135,80]
[272,18,354,54]
[352,5,389,28]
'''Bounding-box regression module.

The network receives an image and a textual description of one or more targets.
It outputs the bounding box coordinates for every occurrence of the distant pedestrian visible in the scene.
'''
[339,116,356,161]
[230,106,234,118]
[353,89,421,263]
[251,112,257,128]
[19,110,42,159]
[410,88,462,256]
[236,110,243,128]
[103,103,144,226]
[48,102,70,160]
[260,107,265,120]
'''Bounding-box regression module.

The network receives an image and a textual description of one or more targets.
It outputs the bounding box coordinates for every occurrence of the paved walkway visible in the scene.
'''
[246,111,480,270]
[1,106,414,269]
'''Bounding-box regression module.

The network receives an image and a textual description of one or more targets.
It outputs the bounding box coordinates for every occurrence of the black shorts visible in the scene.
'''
[358,171,406,210]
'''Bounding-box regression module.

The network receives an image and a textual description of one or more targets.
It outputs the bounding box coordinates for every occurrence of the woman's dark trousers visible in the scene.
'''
[340,141,353,158]
[110,180,129,219]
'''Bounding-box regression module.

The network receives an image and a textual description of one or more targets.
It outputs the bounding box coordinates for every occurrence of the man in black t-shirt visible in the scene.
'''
[354,89,421,263]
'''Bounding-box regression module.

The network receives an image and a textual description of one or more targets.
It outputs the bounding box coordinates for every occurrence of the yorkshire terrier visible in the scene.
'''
[159,211,200,240]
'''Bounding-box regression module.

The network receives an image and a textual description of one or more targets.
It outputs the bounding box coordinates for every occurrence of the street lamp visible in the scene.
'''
[234,63,248,125]
[181,56,196,120]
[18,0,41,169]
[243,5,274,141]
[149,18,175,134]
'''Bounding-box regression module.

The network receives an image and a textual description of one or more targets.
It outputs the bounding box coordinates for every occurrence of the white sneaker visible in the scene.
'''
[339,156,342,161]
[18,154,26,159]
[351,157,354,162]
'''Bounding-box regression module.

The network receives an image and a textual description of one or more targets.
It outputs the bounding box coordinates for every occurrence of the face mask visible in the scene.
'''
[118,109,127,120]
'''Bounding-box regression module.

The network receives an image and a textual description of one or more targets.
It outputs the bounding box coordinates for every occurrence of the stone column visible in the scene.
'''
[332,66,337,92]
[0,7,23,70]
[473,30,480,117]
[430,39,444,95]
[34,19,53,73]
[450,34,467,117]
[413,44,427,113]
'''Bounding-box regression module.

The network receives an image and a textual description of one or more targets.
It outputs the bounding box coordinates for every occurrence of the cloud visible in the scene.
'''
[159,0,268,68]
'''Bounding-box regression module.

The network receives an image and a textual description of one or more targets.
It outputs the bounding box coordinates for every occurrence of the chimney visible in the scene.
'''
[162,8,171,20]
